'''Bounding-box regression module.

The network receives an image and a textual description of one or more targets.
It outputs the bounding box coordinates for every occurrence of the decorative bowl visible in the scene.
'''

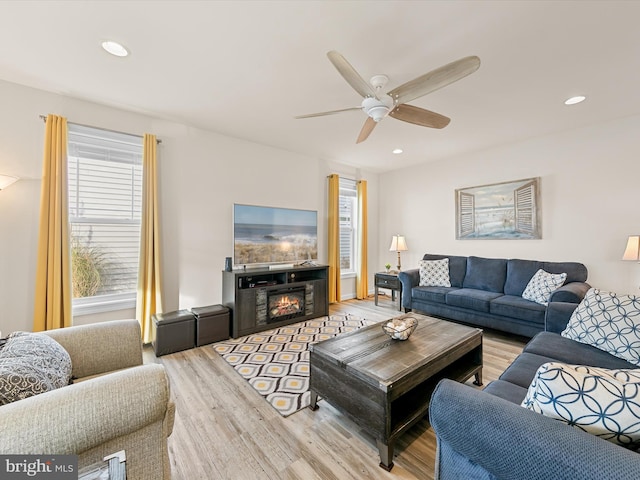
[382,316,418,341]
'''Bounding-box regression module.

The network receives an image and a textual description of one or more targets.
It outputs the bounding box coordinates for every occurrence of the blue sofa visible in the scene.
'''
[398,254,590,337]
[429,302,640,479]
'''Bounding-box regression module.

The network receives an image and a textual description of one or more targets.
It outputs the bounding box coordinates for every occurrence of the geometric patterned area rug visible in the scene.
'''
[212,314,376,417]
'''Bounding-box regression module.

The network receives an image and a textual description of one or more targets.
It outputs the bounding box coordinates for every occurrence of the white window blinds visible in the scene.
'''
[67,124,143,302]
[339,177,357,273]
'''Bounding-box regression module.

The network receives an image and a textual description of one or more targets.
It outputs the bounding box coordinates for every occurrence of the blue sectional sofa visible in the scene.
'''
[398,254,590,337]
[429,301,640,479]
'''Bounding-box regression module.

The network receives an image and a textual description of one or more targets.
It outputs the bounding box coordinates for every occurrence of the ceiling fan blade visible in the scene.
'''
[294,106,362,119]
[388,56,480,105]
[356,117,377,144]
[389,104,451,129]
[327,51,376,98]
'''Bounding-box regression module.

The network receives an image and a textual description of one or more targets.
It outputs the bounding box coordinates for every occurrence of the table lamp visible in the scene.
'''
[622,235,640,262]
[389,235,408,271]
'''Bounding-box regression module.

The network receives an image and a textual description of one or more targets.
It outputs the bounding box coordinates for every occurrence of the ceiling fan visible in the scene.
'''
[295,51,481,143]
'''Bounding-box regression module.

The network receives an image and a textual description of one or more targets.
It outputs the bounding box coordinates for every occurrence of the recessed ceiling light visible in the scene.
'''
[101,41,129,57]
[564,95,586,105]
[392,148,403,154]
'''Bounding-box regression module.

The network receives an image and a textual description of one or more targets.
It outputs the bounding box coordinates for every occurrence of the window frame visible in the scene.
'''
[339,177,358,277]
[72,292,137,316]
[67,123,143,316]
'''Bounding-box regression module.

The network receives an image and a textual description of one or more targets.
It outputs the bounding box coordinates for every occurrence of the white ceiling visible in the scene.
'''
[1,1,639,173]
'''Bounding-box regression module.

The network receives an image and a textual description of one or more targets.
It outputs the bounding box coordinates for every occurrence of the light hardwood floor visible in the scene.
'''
[148,298,527,480]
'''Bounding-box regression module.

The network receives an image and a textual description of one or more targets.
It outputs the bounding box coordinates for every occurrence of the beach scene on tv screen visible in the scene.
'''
[234,204,318,265]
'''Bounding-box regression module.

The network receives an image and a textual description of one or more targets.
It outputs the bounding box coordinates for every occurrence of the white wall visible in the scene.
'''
[0,79,379,334]
[9,75,634,335]
[379,114,640,295]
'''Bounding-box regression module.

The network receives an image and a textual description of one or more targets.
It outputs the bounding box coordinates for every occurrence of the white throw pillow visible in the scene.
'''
[561,288,640,366]
[419,258,451,287]
[522,362,640,447]
[522,269,567,305]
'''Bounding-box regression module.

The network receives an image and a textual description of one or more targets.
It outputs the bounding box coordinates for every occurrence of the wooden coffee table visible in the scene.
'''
[309,313,482,471]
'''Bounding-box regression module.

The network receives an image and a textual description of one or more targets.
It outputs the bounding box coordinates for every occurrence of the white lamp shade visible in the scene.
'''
[389,235,408,252]
[622,235,640,261]
[0,174,19,190]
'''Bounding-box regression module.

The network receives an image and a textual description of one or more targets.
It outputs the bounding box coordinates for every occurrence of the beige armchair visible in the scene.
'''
[0,320,175,480]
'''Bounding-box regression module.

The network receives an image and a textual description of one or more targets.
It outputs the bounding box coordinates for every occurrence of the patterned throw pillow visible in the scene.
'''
[522,362,640,447]
[561,288,640,366]
[0,331,72,405]
[522,269,567,305]
[419,258,451,287]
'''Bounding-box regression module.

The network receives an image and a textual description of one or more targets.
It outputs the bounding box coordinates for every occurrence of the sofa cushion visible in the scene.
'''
[499,352,557,388]
[525,332,636,369]
[446,288,503,313]
[412,286,458,304]
[419,258,451,287]
[561,288,640,366]
[462,256,507,293]
[0,331,72,405]
[483,379,529,404]
[504,259,543,296]
[489,295,546,323]
[423,254,467,287]
[522,362,640,447]
[522,269,567,305]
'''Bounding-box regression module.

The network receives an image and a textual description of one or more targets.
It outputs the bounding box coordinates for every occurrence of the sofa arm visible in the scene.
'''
[549,281,590,304]
[545,301,579,333]
[398,269,419,309]
[0,363,172,454]
[430,379,640,480]
[45,319,143,379]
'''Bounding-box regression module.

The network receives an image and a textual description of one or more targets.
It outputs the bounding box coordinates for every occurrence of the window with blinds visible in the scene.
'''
[67,124,143,313]
[339,177,358,273]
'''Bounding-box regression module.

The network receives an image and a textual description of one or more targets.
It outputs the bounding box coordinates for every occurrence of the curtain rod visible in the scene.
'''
[38,115,162,144]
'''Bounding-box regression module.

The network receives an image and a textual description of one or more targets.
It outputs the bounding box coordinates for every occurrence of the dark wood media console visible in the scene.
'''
[222,264,329,338]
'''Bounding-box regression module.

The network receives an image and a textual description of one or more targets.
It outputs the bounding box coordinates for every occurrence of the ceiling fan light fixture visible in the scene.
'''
[361,95,394,122]
[392,148,403,154]
[368,107,389,122]
[564,95,586,105]
[101,41,129,57]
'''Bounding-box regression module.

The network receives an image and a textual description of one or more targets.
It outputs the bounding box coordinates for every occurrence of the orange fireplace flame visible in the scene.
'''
[270,294,302,317]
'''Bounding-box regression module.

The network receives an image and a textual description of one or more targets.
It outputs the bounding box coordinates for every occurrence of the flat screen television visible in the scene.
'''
[233,204,318,267]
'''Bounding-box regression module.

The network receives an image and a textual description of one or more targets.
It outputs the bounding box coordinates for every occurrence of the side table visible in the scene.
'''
[374,272,402,311]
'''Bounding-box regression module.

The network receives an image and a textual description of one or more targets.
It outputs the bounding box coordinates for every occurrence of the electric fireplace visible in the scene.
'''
[223,264,328,337]
[268,286,305,322]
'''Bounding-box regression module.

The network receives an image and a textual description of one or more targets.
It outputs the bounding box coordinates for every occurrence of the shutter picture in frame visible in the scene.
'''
[455,177,541,239]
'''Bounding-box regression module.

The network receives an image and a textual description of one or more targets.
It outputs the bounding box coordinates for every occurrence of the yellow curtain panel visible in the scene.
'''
[33,114,72,331]
[356,180,368,299]
[327,174,341,303]
[136,134,164,343]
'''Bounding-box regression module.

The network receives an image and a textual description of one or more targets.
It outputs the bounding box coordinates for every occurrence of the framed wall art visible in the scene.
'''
[455,177,541,239]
